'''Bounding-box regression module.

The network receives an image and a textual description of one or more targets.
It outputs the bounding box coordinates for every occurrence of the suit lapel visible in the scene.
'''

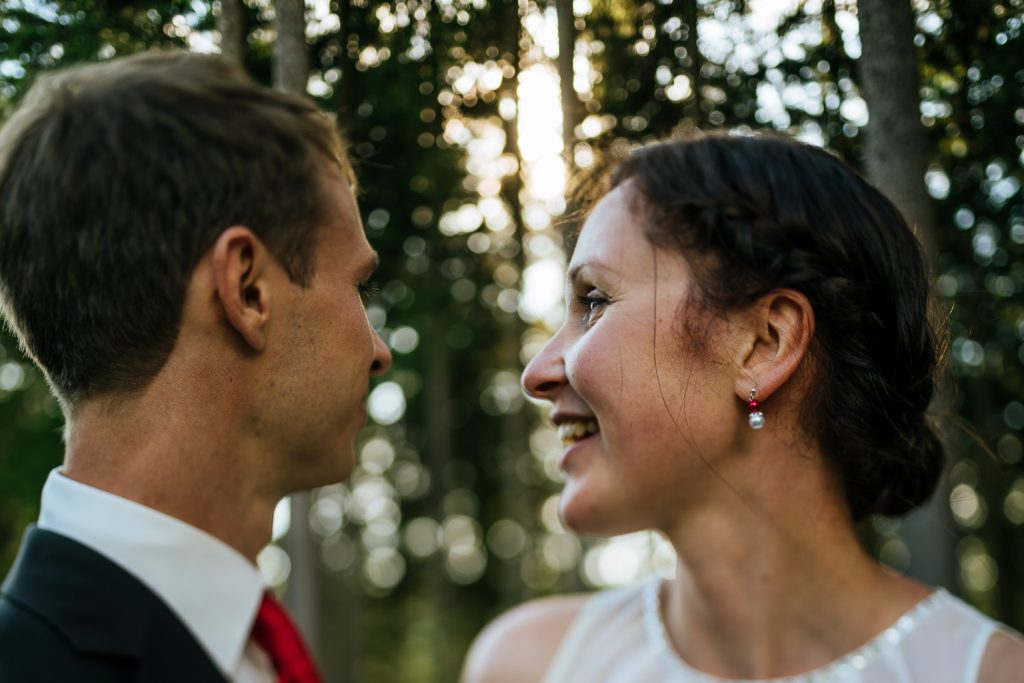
[2,526,226,682]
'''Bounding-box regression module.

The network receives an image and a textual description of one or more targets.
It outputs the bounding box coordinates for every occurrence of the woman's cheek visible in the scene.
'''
[566,331,623,407]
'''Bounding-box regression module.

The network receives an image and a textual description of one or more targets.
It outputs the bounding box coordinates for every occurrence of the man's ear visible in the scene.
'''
[210,227,272,352]
[733,289,815,401]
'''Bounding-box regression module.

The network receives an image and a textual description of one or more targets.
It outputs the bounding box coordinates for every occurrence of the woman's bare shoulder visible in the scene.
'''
[978,629,1024,682]
[460,593,593,683]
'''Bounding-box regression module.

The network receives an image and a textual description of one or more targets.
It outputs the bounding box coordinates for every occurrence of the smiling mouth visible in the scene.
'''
[557,419,600,447]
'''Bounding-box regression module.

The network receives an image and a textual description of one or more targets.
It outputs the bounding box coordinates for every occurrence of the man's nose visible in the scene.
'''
[370,328,392,375]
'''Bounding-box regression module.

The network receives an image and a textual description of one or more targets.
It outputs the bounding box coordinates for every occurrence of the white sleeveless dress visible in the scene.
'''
[541,578,1003,683]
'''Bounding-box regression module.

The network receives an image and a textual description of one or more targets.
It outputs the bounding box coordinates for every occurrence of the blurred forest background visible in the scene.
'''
[1,0,1022,680]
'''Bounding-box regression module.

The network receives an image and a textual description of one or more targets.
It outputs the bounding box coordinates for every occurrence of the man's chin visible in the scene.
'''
[286,442,358,492]
[328,443,358,484]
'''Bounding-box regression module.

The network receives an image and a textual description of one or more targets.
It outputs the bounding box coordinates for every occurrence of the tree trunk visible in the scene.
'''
[423,320,456,681]
[284,494,320,656]
[682,0,703,127]
[216,0,245,66]
[555,0,576,166]
[273,0,319,659]
[498,0,536,603]
[273,0,308,94]
[857,0,936,261]
[857,0,953,590]
[336,0,356,124]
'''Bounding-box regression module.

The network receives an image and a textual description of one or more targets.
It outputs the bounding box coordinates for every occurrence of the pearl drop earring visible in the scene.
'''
[747,389,765,430]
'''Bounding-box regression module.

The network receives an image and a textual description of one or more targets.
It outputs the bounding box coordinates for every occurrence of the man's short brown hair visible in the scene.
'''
[0,51,349,410]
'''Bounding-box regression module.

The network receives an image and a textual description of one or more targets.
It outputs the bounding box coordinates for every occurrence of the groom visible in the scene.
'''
[0,52,391,681]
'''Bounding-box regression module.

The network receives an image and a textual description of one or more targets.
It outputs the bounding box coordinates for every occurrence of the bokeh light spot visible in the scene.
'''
[368,382,406,425]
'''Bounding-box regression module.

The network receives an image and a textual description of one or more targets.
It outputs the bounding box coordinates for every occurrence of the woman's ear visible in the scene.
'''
[733,289,815,401]
[210,226,272,352]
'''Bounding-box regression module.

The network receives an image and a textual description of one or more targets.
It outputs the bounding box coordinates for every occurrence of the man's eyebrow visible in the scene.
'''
[359,251,380,278]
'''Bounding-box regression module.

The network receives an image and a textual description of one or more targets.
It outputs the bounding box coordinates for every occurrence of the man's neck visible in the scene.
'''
[63,399,278,563]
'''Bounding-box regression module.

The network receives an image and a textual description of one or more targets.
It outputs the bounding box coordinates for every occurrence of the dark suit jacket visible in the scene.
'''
[0,525,227,682]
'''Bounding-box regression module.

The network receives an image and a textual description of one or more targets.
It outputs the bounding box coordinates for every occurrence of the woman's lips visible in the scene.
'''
[556,419,599,446]
[558,430,599,470]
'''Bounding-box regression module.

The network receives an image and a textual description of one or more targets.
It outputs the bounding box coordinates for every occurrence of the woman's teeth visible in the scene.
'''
[557,420,599,446]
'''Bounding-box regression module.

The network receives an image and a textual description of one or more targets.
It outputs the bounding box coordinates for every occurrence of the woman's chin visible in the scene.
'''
[557,482,639,538]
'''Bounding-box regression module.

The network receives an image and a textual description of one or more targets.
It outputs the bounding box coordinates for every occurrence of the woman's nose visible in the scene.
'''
[521,334,567,402]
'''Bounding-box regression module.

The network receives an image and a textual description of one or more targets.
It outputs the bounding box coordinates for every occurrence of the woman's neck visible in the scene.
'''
[659,460,930,679]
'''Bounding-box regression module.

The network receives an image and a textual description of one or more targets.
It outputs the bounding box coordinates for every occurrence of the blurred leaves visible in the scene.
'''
[1,0,1023,680]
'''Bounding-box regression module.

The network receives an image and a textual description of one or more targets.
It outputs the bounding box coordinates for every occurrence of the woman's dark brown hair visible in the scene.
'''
[608,132,943,521]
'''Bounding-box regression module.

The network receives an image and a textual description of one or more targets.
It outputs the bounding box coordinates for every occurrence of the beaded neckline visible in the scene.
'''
[641,577,947,682]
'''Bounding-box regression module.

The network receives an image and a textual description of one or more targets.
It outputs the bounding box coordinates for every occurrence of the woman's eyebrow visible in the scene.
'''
[567,260,618,286]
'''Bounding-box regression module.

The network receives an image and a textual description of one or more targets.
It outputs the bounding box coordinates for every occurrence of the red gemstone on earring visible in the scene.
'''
[747,400,760,411]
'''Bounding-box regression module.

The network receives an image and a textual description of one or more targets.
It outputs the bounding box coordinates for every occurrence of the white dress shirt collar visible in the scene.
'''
[37,469,267,679]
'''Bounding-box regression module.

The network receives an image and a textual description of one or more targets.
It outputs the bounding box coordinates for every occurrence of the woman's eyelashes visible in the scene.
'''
[576,289,610,326]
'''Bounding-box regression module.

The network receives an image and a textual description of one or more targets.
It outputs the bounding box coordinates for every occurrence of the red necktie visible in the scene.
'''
[251,593,322,683]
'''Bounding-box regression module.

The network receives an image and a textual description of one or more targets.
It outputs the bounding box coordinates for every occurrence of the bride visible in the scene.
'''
[461,133,1024,682]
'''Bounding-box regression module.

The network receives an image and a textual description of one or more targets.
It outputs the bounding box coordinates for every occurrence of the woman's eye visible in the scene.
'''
[577,291,609,325]
[358,280,380,305]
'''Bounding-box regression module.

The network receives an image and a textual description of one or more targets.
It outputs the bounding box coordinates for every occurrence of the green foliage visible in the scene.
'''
[914,0,1024,625]
[0,0,195,101]
[0,1,1022,680]
[0,329,62,570]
